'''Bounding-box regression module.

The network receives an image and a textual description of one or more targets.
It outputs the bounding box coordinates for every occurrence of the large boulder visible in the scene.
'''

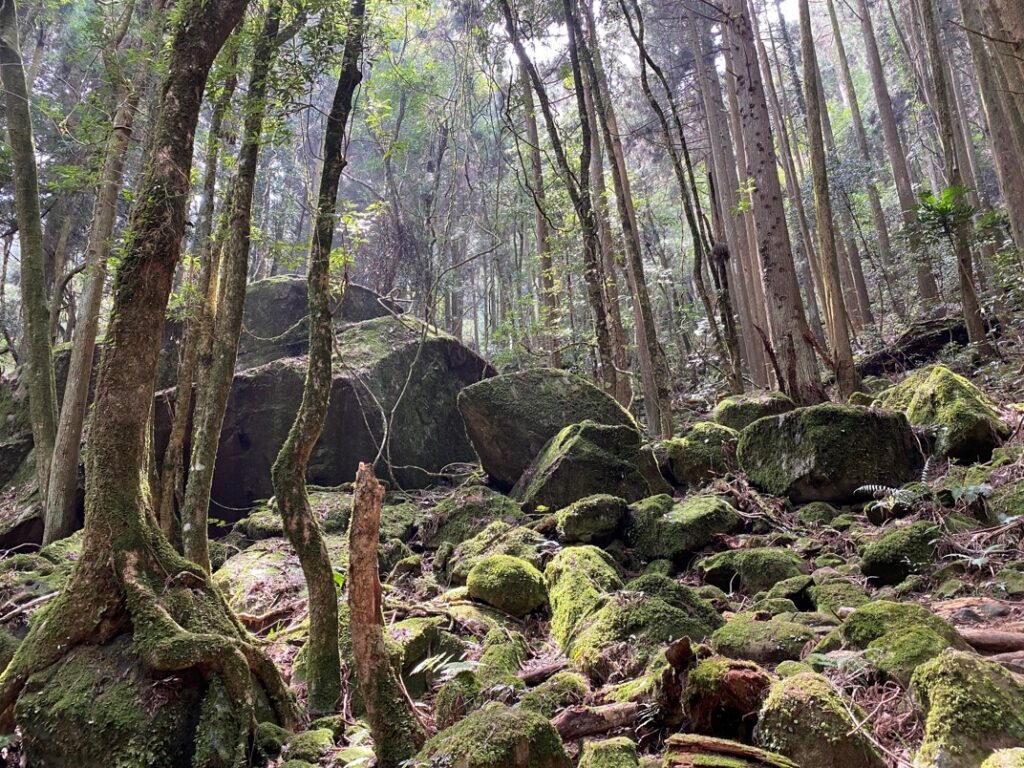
[626,494,741,563]
[737,404,922,503]
[235,275,402,369]
[873,365,1009,462]
[512,421,670,512]
[714,391,795,431]
[457,369,637,490]
[859,521,938,585]
[157,315,494,516]
[662,422,738,488]
[697,548,806,595]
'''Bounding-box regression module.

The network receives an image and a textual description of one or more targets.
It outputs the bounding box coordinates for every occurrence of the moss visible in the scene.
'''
[519,671,589,718]
[697,548,806,595]
[737,404,921,503]
[573,590,723,681]
[749,597,799,615]
[827,600,967,685]
[912,650,1024,768]
[414,701,570,768]
[626,494,742,562]
[555,494,627,544]
[981,750,1024,768]
[645,559,674,576]
[797,501,841,526]
[624,574,724,630]
[663,734,798,767]
[254,721,291,763]
[711,613,814,665]
[664,422,739,487]
[808,579,869,614]
[991,568,1024,599]
[286,728,335,762]
[510,420,670,513]
[579,737,640,768]
[435,670,482,728]
[874,365,1009,462]
[389,616,465,698]
[308,714,346,739]
[765,575,813,603]
[756,673,885,768]
[859,521,938,585]
[478,628,528,690]
[467,555,547,617]
[439,520,544,586]
[714,391,795,431]
[420,485,524,549]
[774,660,813,678]
[545,546,623,650]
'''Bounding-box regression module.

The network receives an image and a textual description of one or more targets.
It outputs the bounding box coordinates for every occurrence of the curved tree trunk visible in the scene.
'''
[0,0,297,760]
[271,0,366,715]
[0,0,57,501]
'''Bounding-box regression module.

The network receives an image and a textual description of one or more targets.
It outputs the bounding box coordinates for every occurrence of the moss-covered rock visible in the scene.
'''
[545,546,623,650]
[435,670,482,728]
[467,555,547,617]
[981,750,1024,767]
[390,616,466,697]
[518,672,589,718]
[15,637,206,768]
[874,365,1009,462]
[414,702,570,768]
[477,628,529,691]
[555,494,627,544]
[808,579,870,614]
[663,422,739,487]
[912,650,1024,767]
[286,728,335,762]
[440,521,545,586]
[579,738,639,768]
[697,548,806,595]
[457,368,638,490]
[859,521,938,585]
[420,485,524,549]
[512,421,670,512]
[797,501,841,526]
[824,600,968,684]
[683,655,771,741]
[623,575,723,630]
[756,673,886,768]
[711,613,814,665]
[737,404,922,503]
[626,495,741,563]
[714,391,795,431]
[254,721,291,763]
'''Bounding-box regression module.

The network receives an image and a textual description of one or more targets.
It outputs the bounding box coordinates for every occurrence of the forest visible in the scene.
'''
[1,0,1024,765]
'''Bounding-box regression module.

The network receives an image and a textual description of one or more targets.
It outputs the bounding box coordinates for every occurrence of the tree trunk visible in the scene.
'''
[799,0,859,398]
[0,0,57,501]
[156,48,239,546]
[271,0,365,715]
[854,0,940,307]
[725,0,825,405]
[182,0,283,572]
[43,1,164,545]
[0,0,297,759]
[349,463,426,767]
[915,0,991,353]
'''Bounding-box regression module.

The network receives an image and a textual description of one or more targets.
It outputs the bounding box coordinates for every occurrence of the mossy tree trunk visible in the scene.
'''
[0,0,58,503]
[0,0,297,759]
[44,0,165,546]
[271,0,366,716]
[182,0,284,573]
[349,463,426,768]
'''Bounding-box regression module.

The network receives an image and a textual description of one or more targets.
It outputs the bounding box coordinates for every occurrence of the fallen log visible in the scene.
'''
[551,702,642,741]
[663,734,798,768]
[856,315,1000,377]
[519,658,568,686]
[960,629,1024,654]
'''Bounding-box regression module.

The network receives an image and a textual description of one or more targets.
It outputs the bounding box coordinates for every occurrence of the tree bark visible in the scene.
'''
[0,0,57,501]
[349,463,426,767]
[799,0,859,399]
[725,0,825,405]
[271,0,365,715]
[182,0,284,572]
[0,0,297,758]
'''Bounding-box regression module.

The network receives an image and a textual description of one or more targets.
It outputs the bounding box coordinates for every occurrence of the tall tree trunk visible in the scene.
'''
[0,0,297,758]
[854,0,940,308]
[576,0,672,437]
[44,0,164,545]
[915,0,991,353]
[182,0,283,572]
[0,0,57,500]
[518,61,560,367]
[349,463,426,767]
[724,0,825,405]
[156,56,239,546]
[271,0,365,715]
[799,0,859,399]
